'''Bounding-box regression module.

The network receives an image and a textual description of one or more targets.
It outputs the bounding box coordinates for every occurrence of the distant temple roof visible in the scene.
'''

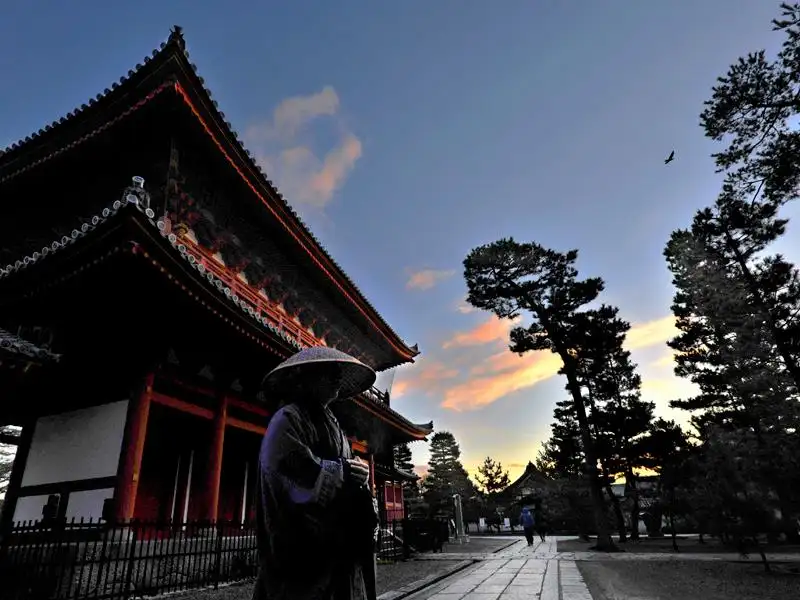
[503,461,551,495]
[0,26,420,369]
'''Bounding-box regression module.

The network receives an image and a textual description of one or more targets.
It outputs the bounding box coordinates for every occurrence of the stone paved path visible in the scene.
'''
[405,537,592,600]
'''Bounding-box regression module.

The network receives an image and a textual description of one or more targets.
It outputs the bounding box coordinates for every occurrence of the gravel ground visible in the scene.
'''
[375,559,464,595]
[578,559,800,600]
[153,559,466,600]
[558,536,800,555]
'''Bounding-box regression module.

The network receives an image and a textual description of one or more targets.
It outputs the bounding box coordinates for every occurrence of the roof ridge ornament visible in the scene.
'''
[168,26,187,53]
[122,175,151,210]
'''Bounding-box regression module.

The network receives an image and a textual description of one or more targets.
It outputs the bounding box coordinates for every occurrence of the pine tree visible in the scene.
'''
[394,443,415,474]
[475,456,511,496]
[697,3,800,388]
[464,239,616,550]
[394,443,421,503]
[553,305,655,541]
[537,399,584,478]
[422,431,475,515]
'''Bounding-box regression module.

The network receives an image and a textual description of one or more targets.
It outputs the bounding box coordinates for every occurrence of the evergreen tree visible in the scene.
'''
[697,3,800,387]
[464,239,616,550]
[422,431,475,515]
[560,305,655,541]
[537,399,584,478]
[665,227,800,537]
[475,456,510,495]
[394,443,415,473]
[592,350,654,541]
[394,443,421,503]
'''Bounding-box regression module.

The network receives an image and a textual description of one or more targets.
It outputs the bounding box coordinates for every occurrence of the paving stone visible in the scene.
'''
[474,584,509,593]
[501,584,539,598]
[461,593,501,600]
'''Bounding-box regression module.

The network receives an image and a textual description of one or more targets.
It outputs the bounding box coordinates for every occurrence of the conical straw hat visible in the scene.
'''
[262,346,376,399]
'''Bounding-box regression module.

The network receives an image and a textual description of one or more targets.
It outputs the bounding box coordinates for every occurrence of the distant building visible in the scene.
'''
[501,462,553,503]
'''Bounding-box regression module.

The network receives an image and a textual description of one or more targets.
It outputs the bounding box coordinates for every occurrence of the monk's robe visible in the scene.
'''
[251,401,378,600]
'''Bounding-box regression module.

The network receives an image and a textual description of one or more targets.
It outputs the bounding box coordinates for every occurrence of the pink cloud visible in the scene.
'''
[442,315,521,349]
[413,464,429,479]
[395,313,689,413]
[442,350,562,411]
[392,360,459,399]
[245,87,361,209]
[406,268,456,291]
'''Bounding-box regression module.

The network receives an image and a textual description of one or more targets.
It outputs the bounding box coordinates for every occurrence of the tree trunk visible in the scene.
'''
[669,509,679,552]
[605,484,627,542]
[648,505,664,537]
[625,471,640,541]
[562,365,615,551]
[759,547,771,573]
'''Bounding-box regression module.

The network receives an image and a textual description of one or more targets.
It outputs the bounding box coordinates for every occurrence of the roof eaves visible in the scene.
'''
[160,29,420,362]
[0,197,306,354]
[358,388,431,439]
[0,329,61,363]
[0,27,420,363]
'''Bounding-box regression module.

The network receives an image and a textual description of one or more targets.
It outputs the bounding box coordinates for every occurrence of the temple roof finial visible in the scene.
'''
[169,25,185,48]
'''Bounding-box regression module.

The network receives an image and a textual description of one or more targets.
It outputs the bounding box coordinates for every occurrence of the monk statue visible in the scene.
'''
[251,346,379,600]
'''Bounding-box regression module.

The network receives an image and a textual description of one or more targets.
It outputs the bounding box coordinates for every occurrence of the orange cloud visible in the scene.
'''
[442,351,562,411]
[443,315,521,349]
[396,314,684,413]
[413,464,429,479]
[406,268,456,291]
[625,316,678,350]
[245,87,361,209]
[434,314,683,412]
[392,360,459,399]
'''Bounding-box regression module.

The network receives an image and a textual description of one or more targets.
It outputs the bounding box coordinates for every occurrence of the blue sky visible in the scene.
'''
[1,1,793,480]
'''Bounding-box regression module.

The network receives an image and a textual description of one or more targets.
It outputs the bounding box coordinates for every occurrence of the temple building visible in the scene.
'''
[0,27,430,532]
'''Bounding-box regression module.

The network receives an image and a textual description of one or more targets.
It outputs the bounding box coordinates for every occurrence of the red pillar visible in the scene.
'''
[116,373,154,522]
[204,395,228,522]
[369,453,376,497]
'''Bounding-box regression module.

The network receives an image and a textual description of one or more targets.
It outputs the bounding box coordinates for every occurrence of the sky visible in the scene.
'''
[0,1,796,483]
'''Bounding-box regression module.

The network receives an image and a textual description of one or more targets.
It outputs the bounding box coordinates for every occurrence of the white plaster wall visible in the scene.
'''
[22,400,129,487]
[65,488,115,521]
[12,495,51,523]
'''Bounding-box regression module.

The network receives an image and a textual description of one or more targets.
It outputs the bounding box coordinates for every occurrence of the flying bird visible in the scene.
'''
[664,150,675,165]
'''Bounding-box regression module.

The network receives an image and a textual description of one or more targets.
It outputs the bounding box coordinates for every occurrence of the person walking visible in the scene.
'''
[519,506,535,546]
[251,346,379,600]
[534,504,547,542]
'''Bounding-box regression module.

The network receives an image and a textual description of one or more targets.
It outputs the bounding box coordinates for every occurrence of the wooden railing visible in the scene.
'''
[173,233,390,406]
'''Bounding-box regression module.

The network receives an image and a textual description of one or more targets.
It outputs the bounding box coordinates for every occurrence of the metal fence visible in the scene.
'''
[0,518,258,600]
[376,517,451,563]
[376,517,406,563]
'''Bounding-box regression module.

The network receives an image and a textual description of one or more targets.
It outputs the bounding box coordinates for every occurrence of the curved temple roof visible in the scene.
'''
[0,197,430,439]
[0,26,420,367]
